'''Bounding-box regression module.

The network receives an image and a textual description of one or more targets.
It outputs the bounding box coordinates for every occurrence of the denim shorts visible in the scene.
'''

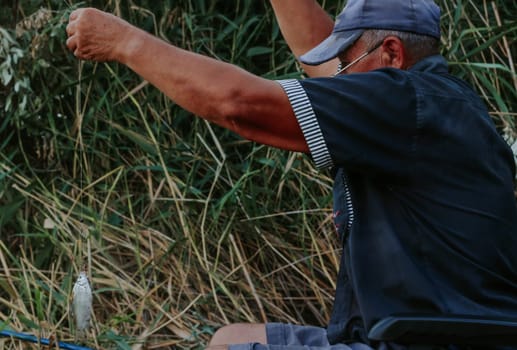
[227,323,375,350]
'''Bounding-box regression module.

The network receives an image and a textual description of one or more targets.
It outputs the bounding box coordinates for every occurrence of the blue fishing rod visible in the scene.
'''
[0,329,93,350]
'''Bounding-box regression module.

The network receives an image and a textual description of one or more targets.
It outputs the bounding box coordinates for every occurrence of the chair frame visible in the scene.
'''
[368,314,517,346]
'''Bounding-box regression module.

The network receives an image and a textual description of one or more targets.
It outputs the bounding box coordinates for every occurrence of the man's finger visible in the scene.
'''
[66,22,75,36]
[66,36,77,52]
[69,9,80,21]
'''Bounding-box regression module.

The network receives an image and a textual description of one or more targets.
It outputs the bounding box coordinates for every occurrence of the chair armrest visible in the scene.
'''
[367,315,517,345]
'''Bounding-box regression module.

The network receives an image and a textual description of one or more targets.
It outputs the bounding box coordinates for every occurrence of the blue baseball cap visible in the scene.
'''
[299,0,441,65]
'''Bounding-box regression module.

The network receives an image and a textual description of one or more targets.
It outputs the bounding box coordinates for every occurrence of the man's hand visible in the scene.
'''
[66,8,133,62]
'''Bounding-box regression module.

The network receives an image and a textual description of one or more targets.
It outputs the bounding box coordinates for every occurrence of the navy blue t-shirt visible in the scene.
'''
[278,55,517,347]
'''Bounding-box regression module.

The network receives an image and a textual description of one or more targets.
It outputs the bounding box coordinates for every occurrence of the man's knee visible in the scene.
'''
[209,323,267,347]
[206,346,229,350]
[205,345,228,350]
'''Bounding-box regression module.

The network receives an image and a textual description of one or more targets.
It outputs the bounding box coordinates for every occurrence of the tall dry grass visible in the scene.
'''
[0,0,516,349]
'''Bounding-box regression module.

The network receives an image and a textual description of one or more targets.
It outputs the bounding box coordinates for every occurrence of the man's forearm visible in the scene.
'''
[269,0,337,77]
[118,25,255,123]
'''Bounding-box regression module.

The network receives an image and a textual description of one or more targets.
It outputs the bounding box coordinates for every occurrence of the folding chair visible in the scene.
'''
[368,314,517,346]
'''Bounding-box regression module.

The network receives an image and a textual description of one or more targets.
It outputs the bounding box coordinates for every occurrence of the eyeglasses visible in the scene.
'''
[333,40,384,77]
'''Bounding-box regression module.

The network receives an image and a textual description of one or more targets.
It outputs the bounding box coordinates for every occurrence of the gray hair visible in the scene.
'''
[360,29,440,65]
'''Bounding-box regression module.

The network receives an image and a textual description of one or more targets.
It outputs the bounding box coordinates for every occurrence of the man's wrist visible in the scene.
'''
[115,25,147,65]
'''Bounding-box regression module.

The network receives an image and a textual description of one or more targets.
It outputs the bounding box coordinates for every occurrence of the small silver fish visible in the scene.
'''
[72,271,92,332]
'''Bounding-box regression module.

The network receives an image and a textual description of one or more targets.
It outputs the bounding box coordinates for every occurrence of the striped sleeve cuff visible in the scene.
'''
[277,79,333,169]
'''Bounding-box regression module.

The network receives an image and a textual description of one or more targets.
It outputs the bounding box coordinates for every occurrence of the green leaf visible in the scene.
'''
[247,46,273,57]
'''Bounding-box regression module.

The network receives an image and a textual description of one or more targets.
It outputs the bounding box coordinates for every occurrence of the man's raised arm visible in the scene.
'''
[269,0,337,77]
[65,8,308,153]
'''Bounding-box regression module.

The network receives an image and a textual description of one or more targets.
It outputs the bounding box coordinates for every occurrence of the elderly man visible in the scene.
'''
[66,0,517,349]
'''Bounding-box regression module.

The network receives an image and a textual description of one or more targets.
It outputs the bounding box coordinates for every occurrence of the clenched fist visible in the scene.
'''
[66,8,135,62]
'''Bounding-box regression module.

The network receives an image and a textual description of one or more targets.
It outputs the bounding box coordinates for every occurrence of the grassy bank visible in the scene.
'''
[0,0,516,348]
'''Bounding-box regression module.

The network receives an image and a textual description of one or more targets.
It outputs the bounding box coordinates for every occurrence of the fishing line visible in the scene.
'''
[72,59,93,342]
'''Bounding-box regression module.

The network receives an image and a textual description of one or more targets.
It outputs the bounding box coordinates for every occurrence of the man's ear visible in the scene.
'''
[380,36,407,69]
